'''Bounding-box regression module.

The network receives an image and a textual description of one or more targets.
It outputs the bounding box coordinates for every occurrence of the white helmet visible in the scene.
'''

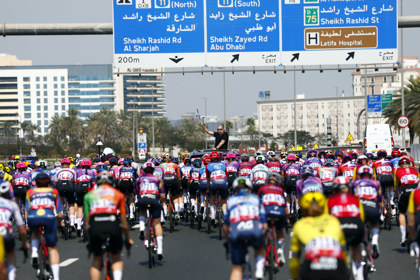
[0,181,10,194]
[76,153,81,159]
[232,177,253,192]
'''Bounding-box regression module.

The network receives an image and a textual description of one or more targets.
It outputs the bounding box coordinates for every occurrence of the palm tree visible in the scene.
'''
[0,121,16,137]
[383,77,420,144]
[175,118,205,150]
[246,117,258,146]
[20,121,38,143]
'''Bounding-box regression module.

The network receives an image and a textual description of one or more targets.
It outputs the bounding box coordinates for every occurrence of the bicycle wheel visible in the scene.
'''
[64,223,69,240]
[197,205,202,230]
[218,206,222,240]
[147,224,153,268]
[268,241,275,280]
[206,205,211,234]
[169,204,174,233]
[190,203,194,228]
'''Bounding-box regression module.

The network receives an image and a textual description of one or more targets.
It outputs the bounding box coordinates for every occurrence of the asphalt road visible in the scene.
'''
[14,216,419,279]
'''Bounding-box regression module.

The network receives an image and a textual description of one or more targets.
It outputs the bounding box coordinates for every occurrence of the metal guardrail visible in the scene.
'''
[411,144,420,166]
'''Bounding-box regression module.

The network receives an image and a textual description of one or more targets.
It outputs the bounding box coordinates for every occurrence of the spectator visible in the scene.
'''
[200,122,229,150]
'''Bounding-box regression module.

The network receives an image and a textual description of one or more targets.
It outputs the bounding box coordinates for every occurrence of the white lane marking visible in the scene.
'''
[60,258,79,267]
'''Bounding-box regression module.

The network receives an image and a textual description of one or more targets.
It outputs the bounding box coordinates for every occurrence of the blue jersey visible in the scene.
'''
[207,162,227,183]
[119,166,137,180]
[30,169,52,188]
[390,157,400,168]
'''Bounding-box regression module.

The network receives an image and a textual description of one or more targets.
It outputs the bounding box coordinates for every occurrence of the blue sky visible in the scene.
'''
[1,0,419,120]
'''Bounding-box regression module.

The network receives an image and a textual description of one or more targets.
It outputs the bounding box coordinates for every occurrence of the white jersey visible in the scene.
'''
[0,197,24,235]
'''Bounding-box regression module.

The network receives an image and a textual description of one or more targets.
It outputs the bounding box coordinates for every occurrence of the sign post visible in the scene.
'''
[137,130,147,160]
[397,115,410,128]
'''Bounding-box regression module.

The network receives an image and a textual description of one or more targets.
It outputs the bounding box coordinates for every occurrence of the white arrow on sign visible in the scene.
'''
[397,115,410,128]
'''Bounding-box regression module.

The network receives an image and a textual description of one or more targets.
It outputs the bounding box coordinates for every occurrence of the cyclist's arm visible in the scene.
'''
[54,190,63,221]
[358,198,365,222]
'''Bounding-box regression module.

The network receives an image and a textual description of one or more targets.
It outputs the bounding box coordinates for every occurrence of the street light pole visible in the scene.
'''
[201,96,208,149]
[152,89,155,156]
[335,87,339,140]
[400,0,406,147]
[293,70,297,149]
[223,71,226,130]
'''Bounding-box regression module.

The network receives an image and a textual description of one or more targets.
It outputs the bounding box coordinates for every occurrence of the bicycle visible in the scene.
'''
[33,226,53,280]
[125,194,135,228]
[62,200,71,240]
[205,193,211,234]
[264,217,281,280]
[225,239,252,280]
[361,223,376,280]
[216,192,223,240]
[144,205,157,268]
[382,186,393,231]
[166,191,175,233]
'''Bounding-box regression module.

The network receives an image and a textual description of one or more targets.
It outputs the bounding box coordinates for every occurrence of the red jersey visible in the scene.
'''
[338,162,357,180]
[265,161,282,174]
[239,162,253,177]
[373,159,393,176]
[395,167,420,188]
[258,184,286,207]
[328,193,364,220]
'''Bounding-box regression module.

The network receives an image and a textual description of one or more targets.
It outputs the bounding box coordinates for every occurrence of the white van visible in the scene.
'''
[364,124,394,155]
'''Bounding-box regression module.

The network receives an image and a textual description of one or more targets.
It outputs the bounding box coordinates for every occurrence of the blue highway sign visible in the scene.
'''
[367,94,382,117]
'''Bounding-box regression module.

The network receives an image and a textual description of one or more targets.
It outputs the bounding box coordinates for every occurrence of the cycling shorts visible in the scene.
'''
[338,217,364,246]
[76,182,89,207]
[181,178,189,190]
[13,185,28,200]
[265,210,286,230]
[209,180,229,200]
[377,174,394,188]
[227,172,238,187]
[56,180,76,205]
[398,184,417,214]
[229,226,265,265]
[1,231,15,252]
[299,259,351,280]
[322,182,333,198]
[164,178,181,196]
[252,181,266,194]
[198,181,208,193]
[137,197,162,220]
[189,181,199,195]
[360,200,381,224]
[88,214,122,256]
[284,176,299,194]
[27,209,58,247]
[118,179,135,196]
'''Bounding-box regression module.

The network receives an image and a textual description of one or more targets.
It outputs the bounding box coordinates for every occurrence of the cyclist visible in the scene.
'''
[338,153,357,181]
[0,181,29,280]
[0,165,12,184]
[296,166,323,198]
[390,149,401,170]
[349,151,358,164]
[265,152,281,175]
[353,155,370,180]
[328,176,365,280]
[280,151,288,165]
[251,155,269,193]
[199,155,210,221]
[303,149,322,176]
[162,155,182,221]
[0,235,5,280]
[395,156,420,247]
[180,157,193,216]
[257,173,288,266]
[238,154,253,179]
[351,166,382,259]
[137,162,165,260]
[373,149,395,208]
[206,151,229,226]
[317,158,337,197]
[290,192,350,280]
[118,159,137,222]
[365,153,374,167]
[282,153,301,211]
[55,158,77,231]
[317,150,327,165]
[112,158,124,181]
[407,185,420,274]
[399,148,415,167]
[225,153,239,191]
[84,171,132,280]
[26,172,63,280]
[224,177,267,280]
[335,150,344,166]
[12,162,30,210]
[189,159,202,219]
[75,159,96,237]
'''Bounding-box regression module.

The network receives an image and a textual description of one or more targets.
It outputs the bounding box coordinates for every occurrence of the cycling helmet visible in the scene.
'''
[151,157,161,166]
[391,150,401,157]
[0,164,4,170]
[184,157,191,164]
[349,151,358,159]
[61,158,71,165]
[399,156,411,166]
[296,152,303,159]
[68,156,74,163]
[287,154,297,161]
[93,157,101,163]
[325,150,332,155]
[357,155,368,165]
[193,159,202,168]
[226,153,236,159]
[96,171,114,185]
[267,172,282,186]
[210,151,220,159]
[267,151,276,157]
[256,155,265,162]
[143,161,155,171]
[357,165,374,177]
[332,176,350,191]
[324,158,335,166]
[301,166,315,178]
[109,157,118,164]
[318,150,326,158]
[163,153,171,160]
[15,156,20,160]
[118,158,124,165]
[335,150,344,157]
[399,148,408,155]
[96,163,107,172]
[376,150,387,158]
[280,151,288,158]
[16,162,27,169]
[76,153,81,159]
[171,158,179,164]
[54,161,61,168]
[81,159,92,167]
[232,177,253,192]
[307,149,317,158]
[299,192,327,210]
[342,153,352,163]
[0,181,10,194]
[34,172,51,185]
[241,153,249,160]
[4,167,10,174]
[326,153,336,160]
[365,153,374,160]
[37,160,47,168]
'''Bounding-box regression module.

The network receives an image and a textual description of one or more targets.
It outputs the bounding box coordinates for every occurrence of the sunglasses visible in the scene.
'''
[217,128,223,130]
